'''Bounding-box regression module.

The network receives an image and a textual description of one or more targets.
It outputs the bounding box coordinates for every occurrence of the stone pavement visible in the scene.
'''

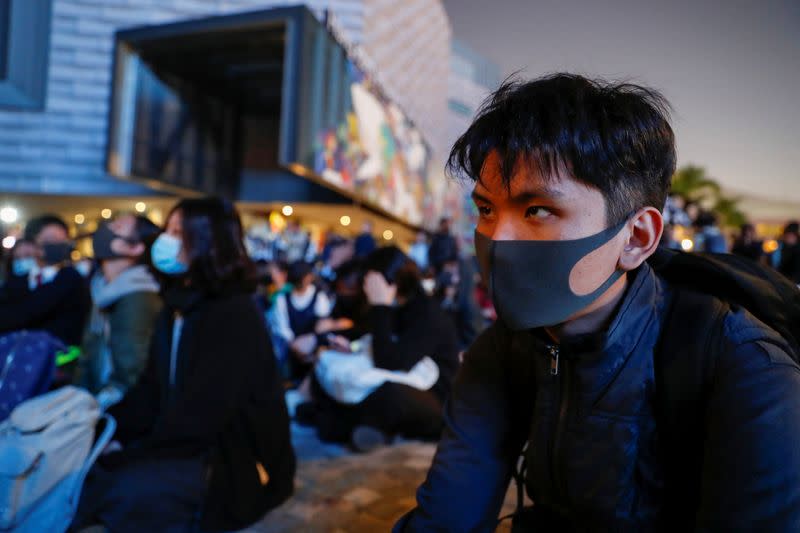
[241,423,520,532]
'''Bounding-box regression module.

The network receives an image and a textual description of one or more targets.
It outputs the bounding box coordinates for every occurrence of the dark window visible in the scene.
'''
[0,0,52,110]
[0,0,10,80]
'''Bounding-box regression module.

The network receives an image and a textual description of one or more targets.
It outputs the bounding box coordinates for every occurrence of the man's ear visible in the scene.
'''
[619,207,663,271]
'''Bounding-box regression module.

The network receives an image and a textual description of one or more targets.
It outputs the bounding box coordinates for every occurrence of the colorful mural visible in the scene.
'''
[296,20,461,229]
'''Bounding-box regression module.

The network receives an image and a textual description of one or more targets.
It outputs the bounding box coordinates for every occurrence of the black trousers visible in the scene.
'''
[312,378,444,443]
[72,456,207,533]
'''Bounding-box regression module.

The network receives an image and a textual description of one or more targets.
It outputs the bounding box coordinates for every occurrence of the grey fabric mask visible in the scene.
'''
[474,219,628,330]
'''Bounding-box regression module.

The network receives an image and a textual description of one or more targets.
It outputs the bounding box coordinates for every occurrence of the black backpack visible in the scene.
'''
[508,247,800,531]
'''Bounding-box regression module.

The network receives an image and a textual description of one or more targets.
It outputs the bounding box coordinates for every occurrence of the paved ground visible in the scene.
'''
[241,423,520,532]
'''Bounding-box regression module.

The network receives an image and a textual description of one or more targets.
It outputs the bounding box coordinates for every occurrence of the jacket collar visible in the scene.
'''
[560,262,668,399]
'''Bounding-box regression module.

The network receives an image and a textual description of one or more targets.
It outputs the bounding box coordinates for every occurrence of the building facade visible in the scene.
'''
[0,0,451,204]
[445,38,501,154]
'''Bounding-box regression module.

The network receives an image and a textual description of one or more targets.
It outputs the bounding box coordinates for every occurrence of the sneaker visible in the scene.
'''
[351,425,388,453]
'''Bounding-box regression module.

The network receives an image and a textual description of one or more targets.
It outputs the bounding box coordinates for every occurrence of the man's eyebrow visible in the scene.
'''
[471,185,565,205]
[471,190,492,204]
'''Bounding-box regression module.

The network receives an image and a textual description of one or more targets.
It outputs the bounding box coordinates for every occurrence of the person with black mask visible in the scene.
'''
[76,214,162,409]
[73,197,295,533]
[0,215,91,348]
[312,247,460,452]
[395,74,800,531]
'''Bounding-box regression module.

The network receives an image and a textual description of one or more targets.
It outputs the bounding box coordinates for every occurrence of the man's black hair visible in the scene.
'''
[784,221,799,236]
[24,214,69,242]
[448,73,677,225]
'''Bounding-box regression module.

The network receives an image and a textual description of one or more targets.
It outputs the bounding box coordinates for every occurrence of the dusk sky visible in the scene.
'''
[442,0,799,203]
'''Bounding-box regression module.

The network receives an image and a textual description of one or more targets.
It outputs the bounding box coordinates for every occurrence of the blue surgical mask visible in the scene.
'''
[151,233,188,276]
[12,258,36,277]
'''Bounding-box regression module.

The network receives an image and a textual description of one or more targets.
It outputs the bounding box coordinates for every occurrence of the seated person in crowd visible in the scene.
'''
[1,238,38,299]
[270,261,332,380]
[435,257,484,350]
[73,197,295,533]
[311,247,460,452]
[0,215,91,349]
[315,258,366,337]
[76,214,162,409]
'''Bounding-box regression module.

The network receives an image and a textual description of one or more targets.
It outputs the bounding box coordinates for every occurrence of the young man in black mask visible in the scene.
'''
[395,74,800,531]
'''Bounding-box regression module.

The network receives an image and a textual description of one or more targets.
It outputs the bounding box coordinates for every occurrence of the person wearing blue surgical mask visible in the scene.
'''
[0,239,37,303]
[74,197,295,533]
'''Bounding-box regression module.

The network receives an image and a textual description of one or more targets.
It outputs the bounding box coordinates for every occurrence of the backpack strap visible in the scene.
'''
[655,287,727,529]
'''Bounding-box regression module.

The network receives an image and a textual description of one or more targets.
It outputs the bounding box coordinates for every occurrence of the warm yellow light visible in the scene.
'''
[681,239,694,251]
[101,209,112,219]
[269,211,286,231]
[340,215,351,227]
[70,250,81,261]
[135,202,146,213]
[282,205,293,217]
[383,230,394,241]
[763,239,779,254]
[74,214,85,224]
[0,206,18,224]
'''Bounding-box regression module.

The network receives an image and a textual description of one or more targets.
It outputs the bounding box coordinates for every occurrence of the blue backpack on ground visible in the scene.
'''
[0,331,64,422]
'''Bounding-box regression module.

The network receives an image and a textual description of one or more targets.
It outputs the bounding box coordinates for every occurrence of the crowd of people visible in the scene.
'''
[1,169,799,532]
[0,198,488,531]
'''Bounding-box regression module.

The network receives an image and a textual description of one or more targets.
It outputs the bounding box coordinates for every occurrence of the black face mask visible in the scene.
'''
[92,223,139,261]
[474,218,628,331]
[41,242,74,266]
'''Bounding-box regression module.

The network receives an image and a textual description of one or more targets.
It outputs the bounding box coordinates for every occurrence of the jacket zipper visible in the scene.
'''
[548,344,570,505]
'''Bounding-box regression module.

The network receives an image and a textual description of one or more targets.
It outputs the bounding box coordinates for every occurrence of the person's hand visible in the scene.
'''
[291,333,318,363]
[325,334,352,353]
[315,317,355,334]
[363,271,397,306]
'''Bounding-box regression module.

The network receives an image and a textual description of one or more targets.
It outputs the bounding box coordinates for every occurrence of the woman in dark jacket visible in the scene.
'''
[313,246,460,452]
[74,197,295,533]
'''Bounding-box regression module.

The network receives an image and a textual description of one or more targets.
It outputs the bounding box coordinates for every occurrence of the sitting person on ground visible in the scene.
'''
[270,261,332,380]
[435,257,484,350]
[395,74,800,532]
[73,197,295,533]
[76,214,162,409]
[312,246,460,452]
[0,215,91,349]
[0,238,38,299]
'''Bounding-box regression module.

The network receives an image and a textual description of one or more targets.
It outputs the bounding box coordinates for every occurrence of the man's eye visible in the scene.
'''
[477,206,493,217]
[525,206,552,219]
